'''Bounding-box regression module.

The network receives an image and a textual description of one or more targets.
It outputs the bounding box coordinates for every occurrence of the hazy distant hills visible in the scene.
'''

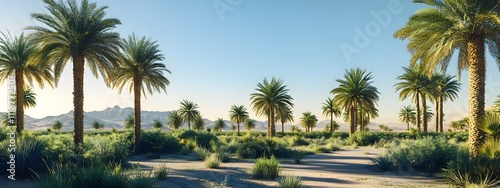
[7,106,409,132]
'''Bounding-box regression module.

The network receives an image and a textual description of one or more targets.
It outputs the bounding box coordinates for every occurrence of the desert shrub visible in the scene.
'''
[346,132,382,146]
[443,146,500,187]
[291,150,305,164]
[312,145,330,154]
[75,163,108,188]
[196,132,219,150]
[217,151,231,162]
[205,153,222,168]
[372,151,393,171]
[182,138,197,151]
[0,133,47,178]
[194,147,211,160]
[287,136,309,146]
[38,134,76,164]
[173,129,197,140]
[388,136,457,173]
[236,137,293,159]
[250,156,281,179]
[83,135,130,165]
[140,131,181,154]
[36,162,76,188]
[154,164,169,180]
[101,164,128,188]
[277,175,303,188]
[236,144,258,159]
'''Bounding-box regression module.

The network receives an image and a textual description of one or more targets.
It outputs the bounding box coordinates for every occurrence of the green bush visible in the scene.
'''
[83,135,130,165]
[196,132,219,150]
[372,152,393,171]
[205,153,222,169]
[39,134,76,164]
[217,151,231,162]
[250,156,281,179]
[0,133,47,178]
[388,136,458,173]
[277,175,303,188]
[140,131,181,154]
[287,136,309,146]
[346,132,383,146]
[128,170,156,188]
[36,162,76,188]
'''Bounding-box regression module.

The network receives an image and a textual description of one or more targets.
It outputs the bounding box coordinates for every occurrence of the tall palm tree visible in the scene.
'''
[399,105,416,131]
[322,97,341,133]
[250,77,293,137]
[394,0,500,156]
[193,115,205,132]
[229,105,249,135]
[276,106,294,134]
[244,118,256,132]
[29,0,121,149]
[124,114,134,129]
[0,33,53,133]
[179,100,200,130]
[300,112,318,132]
[167,110,183,130]
[433,73,460,132]
[332,68,380,135]
[213,118,226,132]
[52,120,63,131]
[110,34,170,152]
[395,66,426,132]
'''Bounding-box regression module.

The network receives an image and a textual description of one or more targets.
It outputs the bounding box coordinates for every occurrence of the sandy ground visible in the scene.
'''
[0,147,449,188]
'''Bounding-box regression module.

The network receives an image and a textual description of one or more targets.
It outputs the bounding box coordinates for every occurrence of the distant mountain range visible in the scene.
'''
[7,106,410,132]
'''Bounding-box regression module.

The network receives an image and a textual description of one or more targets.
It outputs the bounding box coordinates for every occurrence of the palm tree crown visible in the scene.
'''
[331,68,379,135]
[399,105,416,131]
[213,118,226,132]
[394,0,500,156]
[276,106,294,134]
[179,100,200,130]
[300,112,318,132]
[229,105,249,135]
[28,0,121,149]
[244,118,256,132]
[250,77,293,137]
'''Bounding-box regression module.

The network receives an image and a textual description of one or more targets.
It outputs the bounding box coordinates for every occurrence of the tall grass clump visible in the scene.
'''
[154,164,169,180]
[250,156,281,179]
[194,147,211,160]
[277,174,303,188]
[83,135,130,165]
[128,169,156,188]
[141,131,181,154]
[0,133,47,178]
[372,151,393,171]
[205,153,222,169]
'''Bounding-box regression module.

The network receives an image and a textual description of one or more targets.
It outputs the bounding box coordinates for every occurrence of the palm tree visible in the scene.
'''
[193,115,205,132]
[152,119,163,130]
[399,105,416,131]
[433,73,460,132]
[0,33,53,133]
[300,112,318,132]
[110,34,170,152]
[332,68,379,135]
[124,114,134,129]
[276,107,294,134]
[229,105,249,135]
[394,0,500,156]
[52,120,63,131]
[9,87,38,109]
[29,0,121,149]
[395,66,427,132]
[179,100,200,130]
[167,110,183,130]
[451,118,469,132]
[422,106,434,126]
[213,118,226,132]
[91,120,104,130]
[250,77,294,137]
[322,97,342,133]
[244,118,256,133]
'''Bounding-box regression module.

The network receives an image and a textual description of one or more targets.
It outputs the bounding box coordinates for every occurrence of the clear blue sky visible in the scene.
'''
[2,0,500,127]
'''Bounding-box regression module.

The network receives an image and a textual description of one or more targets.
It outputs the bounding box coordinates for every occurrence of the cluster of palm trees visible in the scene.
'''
[395,66,460,133]
[0,0,170,152]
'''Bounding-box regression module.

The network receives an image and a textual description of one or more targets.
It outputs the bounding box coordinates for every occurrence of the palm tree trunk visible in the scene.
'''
[422,94,428,133]
[270,107,276,136]
[73,55,85,153]
[330,112,334,133]
[15,69,24,133]
[435,98,439,132]
[350,102,357,135]
[133,76,142,152]
[467,36,486,157]
[406,121,409,131]
[237,121,240,135]
[439,96,444,133]
[416,93,421,132]
[281,121,284,134]
[267,109,272,138]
